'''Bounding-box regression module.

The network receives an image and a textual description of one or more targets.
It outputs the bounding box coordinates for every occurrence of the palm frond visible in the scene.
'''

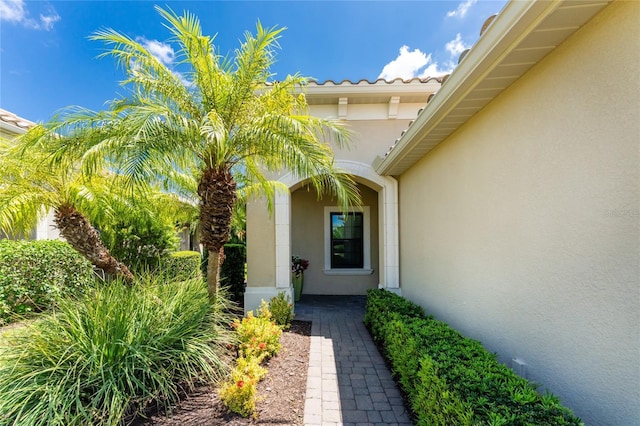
[91,26,199,117]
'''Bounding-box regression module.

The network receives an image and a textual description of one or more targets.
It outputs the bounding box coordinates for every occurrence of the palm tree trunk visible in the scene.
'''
[198,166,236,302]
[54,203,134,282]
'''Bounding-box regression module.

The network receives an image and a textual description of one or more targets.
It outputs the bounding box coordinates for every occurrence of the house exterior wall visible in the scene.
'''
[308,115,416,167]
[291,183,379,295]
[396,2,639,425]
[246,89,431,309]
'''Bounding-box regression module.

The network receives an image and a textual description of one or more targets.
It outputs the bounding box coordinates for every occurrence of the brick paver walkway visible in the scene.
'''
[295,295,413,426]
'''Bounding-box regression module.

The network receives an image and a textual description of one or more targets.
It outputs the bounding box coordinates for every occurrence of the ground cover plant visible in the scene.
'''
[0,239,95,325]
[365,289,583,426]
[219,300,284,417]
[0,277,235,426]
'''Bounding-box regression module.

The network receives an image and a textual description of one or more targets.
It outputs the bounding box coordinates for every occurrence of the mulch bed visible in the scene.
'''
[135,320,312,426]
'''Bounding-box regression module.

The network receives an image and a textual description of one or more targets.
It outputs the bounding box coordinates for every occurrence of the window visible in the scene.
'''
[330,212,363,268]
[324,206,372,275]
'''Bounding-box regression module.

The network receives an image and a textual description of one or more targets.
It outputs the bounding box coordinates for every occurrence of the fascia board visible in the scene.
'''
[0,120,27,136]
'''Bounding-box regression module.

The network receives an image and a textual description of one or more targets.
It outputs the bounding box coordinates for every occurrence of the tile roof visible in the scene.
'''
[309,77,445,86]
[0,109,35,133]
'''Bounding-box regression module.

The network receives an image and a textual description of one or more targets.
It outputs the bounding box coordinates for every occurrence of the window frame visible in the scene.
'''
[323,206,373,275]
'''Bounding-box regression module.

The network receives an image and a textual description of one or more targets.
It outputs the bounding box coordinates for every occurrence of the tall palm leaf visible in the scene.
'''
[30,6,360,301]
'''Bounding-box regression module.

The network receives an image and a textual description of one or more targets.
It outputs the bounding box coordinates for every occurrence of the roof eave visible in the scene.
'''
[375,0,612,176]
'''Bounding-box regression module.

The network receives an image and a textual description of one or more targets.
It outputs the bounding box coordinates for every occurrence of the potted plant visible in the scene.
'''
[291,255,309,302]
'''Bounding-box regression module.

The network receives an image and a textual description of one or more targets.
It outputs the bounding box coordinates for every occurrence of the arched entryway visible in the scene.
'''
[274,160,400,296]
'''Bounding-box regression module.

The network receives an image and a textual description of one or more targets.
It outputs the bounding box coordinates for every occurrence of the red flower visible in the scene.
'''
[237,380,244,388]
[259,342,266,350]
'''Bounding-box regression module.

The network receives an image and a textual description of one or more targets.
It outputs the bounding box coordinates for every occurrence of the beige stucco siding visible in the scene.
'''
[336,120,412,165]
[397,2,639,425]
[246,196,276,287]
[291,183,379,295]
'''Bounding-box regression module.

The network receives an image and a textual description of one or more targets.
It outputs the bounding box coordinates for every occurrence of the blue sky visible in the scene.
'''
[1,0,507,123]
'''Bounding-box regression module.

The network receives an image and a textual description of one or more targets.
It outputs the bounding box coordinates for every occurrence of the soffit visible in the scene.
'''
[304,78,442,106]
[375,0,612,176]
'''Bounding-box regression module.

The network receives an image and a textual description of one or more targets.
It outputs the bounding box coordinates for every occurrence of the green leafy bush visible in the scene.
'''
[161,250,201,281]
[0,240,95,325]
[101,219,178,273]
[269,292,294,329]
[365,289,583,426]
[220,244,246,303]
[0,277,235,425]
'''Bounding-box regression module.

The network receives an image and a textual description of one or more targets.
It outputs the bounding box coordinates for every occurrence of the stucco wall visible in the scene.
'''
[305,109,414,166]
[291,183,379,295]
[397,2,639,425]
[246,196,276,287]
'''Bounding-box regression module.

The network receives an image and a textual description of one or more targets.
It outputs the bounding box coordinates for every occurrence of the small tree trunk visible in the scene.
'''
[206,247,224,303]
[198,166,236,302]
[54,203,134,282]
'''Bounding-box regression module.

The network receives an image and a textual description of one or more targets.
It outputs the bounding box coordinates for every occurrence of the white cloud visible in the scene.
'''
[137,37,175,66]
[445,33,469,57]
[0,0,60,30]
[133,38,193,87]
[378,34,471,81]
[447,0,477,18]
[378,46,431,81]
[0,0,25,22]
[39,10,60,31]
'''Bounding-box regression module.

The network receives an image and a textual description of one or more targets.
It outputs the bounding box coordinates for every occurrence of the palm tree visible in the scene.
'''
[0,132,134,281]
[35,6,360,301]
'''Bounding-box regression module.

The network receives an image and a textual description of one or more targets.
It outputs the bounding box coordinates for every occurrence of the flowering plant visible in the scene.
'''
[291,255,309,277]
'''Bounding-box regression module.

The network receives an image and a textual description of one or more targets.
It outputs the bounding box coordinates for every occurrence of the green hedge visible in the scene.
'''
[220,244,246,303]
[161,250,201,281]
[365,289,583,426]
[0,240,95,325]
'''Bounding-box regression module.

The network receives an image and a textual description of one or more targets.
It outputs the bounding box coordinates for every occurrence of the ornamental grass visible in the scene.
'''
[0,276,235,426]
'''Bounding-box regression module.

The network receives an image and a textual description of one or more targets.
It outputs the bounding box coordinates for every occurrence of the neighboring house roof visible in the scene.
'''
[375,0,613,176]
[0,108,35,136]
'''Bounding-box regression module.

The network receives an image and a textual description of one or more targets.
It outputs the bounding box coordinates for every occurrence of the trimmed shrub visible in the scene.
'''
[220,244,246,303]
[161,250,201,281]
[0,277,235,425]
[0,239,95,325]
[365,289,583,426]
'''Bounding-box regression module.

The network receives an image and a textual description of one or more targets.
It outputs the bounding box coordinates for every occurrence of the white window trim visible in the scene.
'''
[323,206,372,275]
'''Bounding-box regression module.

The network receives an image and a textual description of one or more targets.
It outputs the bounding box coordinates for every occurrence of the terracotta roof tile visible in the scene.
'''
[309,76,445,85]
